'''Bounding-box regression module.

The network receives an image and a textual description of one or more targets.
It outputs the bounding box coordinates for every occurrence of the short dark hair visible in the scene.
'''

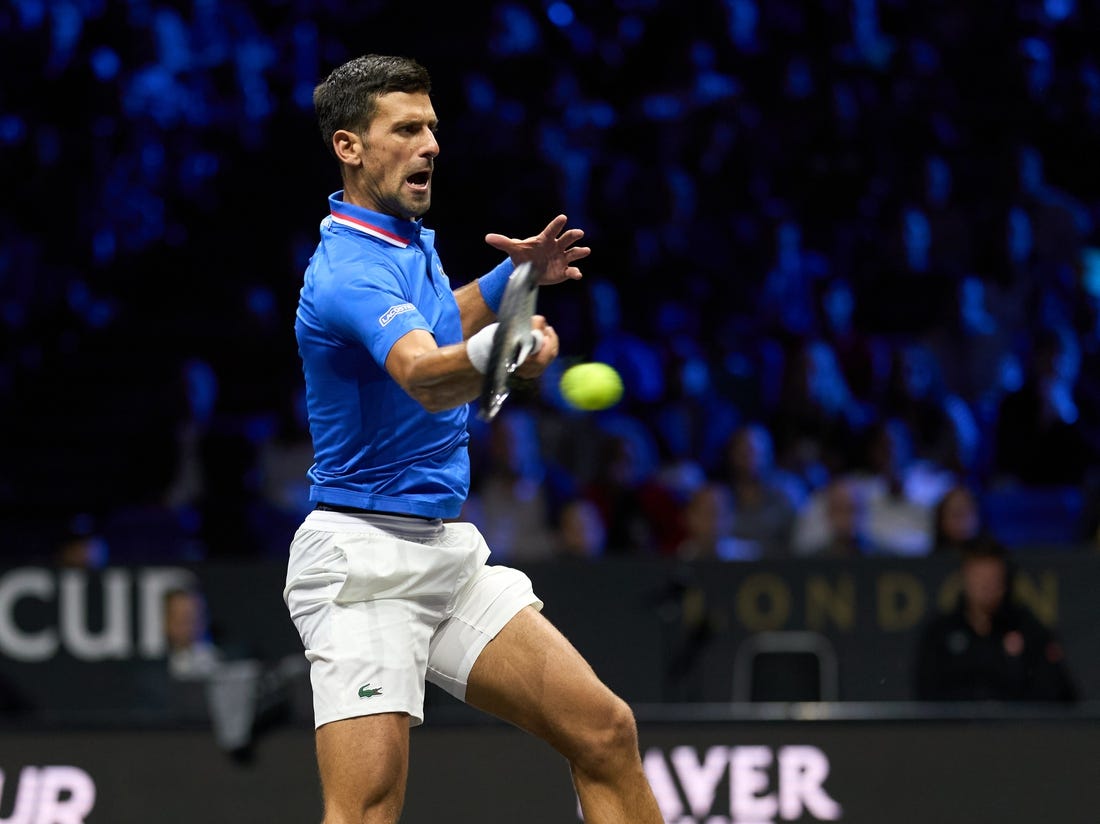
[959,534,1008,564]
[313,54,432,158]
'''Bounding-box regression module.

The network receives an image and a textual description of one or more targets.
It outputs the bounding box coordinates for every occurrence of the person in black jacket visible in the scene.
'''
[914,536,1077,702]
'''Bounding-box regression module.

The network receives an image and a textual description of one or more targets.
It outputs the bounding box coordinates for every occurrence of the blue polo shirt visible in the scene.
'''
[295,192,483,518]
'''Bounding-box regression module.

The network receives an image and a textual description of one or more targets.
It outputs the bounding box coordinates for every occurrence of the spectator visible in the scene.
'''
[164,586,224,682]
[582,427,677,556]
[553,497,607,560]
[792,475,873,558]
[931,484,984,555]
[675,482,756,561]
[852,419,935,556]
[161,584,307,757]
[913,537,1077,702]
[719,423,799,558]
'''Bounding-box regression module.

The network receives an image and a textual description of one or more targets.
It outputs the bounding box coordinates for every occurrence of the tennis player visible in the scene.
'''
[284,54,662,824]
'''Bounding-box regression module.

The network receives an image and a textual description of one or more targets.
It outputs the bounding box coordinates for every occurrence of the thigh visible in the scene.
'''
[462,606,623,756]
[426,564,542,700]
[316,713,410,822]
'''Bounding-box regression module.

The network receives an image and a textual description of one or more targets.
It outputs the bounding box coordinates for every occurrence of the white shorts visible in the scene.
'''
[283,509,542,728]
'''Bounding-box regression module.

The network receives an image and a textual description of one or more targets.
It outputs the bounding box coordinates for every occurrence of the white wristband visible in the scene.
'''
[467,322,499,374]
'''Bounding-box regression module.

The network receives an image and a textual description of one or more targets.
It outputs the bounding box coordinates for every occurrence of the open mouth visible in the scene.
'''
[406,170,431,190]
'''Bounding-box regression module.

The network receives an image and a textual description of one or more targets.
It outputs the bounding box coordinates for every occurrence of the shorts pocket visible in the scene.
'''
[284,535,348,611]
[334,531,469,610]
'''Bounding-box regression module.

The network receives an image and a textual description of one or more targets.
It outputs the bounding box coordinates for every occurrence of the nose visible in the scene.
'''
[422,128,439,158]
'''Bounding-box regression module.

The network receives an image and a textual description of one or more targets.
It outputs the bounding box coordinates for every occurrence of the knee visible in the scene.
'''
[568,695,641,776]
[322,763,406,824]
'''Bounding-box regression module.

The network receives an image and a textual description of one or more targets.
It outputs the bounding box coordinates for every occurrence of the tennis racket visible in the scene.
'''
[477,261,542,422]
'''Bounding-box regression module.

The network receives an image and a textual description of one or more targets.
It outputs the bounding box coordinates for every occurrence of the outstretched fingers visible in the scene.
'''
[484,215,590,283]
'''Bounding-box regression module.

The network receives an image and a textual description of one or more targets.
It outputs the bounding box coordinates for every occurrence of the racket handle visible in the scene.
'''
[516,329,544,369]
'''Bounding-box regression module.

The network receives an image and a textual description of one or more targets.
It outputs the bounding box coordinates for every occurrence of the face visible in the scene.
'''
[962,557,1007,615]
[940,488,979,542]
[164,591,207,650]
[347,91,439,220]
[686,485,733,540]
[825,480,859,535]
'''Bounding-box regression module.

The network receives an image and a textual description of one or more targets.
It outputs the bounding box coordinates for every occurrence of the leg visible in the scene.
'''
[314,713,410,824]
[465,607,663,824]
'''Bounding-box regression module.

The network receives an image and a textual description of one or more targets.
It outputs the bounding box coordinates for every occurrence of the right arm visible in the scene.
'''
[385,317,559,413]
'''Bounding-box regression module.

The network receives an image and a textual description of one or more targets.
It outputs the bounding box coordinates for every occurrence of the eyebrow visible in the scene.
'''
[393,116,439,130]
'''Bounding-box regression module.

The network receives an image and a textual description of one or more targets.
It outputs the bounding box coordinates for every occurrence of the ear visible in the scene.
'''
[332,129,363,168]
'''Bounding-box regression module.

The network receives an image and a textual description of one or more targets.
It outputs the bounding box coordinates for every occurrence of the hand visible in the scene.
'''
[485,215,590,286]
[516,315,558,379]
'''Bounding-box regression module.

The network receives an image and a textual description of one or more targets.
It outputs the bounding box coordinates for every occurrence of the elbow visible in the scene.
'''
[405,384,451,414]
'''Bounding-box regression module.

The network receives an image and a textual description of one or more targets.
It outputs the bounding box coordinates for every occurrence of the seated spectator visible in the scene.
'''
[850,419,936,556]
[719,423,799,558]
[164,586,224,682]
[793,475,873,558]
[582,426,680,556]
[931,484,984,554]
[553,497,607,560]
[161,584,308,758]
[675,482,757,561]
[913,537,1077,702]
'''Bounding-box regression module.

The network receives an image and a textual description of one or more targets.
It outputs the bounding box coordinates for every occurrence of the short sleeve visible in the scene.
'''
[314,259,433,368]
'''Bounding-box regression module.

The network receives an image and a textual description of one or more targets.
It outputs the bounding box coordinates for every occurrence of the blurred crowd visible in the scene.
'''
[4,0,1100,565]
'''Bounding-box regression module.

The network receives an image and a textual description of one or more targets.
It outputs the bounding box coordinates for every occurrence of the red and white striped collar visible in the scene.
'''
[327,191,420,248]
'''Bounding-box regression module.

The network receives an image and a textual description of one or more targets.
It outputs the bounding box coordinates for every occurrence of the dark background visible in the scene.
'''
[4,0,1100,563]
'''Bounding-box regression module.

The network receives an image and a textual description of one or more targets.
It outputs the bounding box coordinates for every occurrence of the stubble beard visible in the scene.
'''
[392,187,431,221]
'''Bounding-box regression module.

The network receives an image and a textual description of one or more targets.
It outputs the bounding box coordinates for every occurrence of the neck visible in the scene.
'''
[340,182,379,212]
[965,604,994,636]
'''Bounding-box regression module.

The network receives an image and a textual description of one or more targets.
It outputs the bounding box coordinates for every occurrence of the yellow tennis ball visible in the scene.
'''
[559,362,624,411]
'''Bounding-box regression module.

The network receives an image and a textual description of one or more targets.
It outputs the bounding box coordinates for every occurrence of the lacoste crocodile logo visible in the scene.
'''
[358,683,383,698]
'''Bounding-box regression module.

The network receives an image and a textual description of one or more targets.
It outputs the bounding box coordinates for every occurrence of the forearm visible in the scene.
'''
[457,258,513,338]
[390,317,541,413]
[396,341,484,413]
[455,280,495,338]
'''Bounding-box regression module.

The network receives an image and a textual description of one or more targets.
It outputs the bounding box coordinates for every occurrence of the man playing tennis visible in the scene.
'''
[284,54,662,823]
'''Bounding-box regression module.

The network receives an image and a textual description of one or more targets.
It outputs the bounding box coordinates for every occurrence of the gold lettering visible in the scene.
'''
[1013,572,1058,627]
[877,572,926,631]
[938,570,962,614]
[806,574,855,631]
[736,573,791,631]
